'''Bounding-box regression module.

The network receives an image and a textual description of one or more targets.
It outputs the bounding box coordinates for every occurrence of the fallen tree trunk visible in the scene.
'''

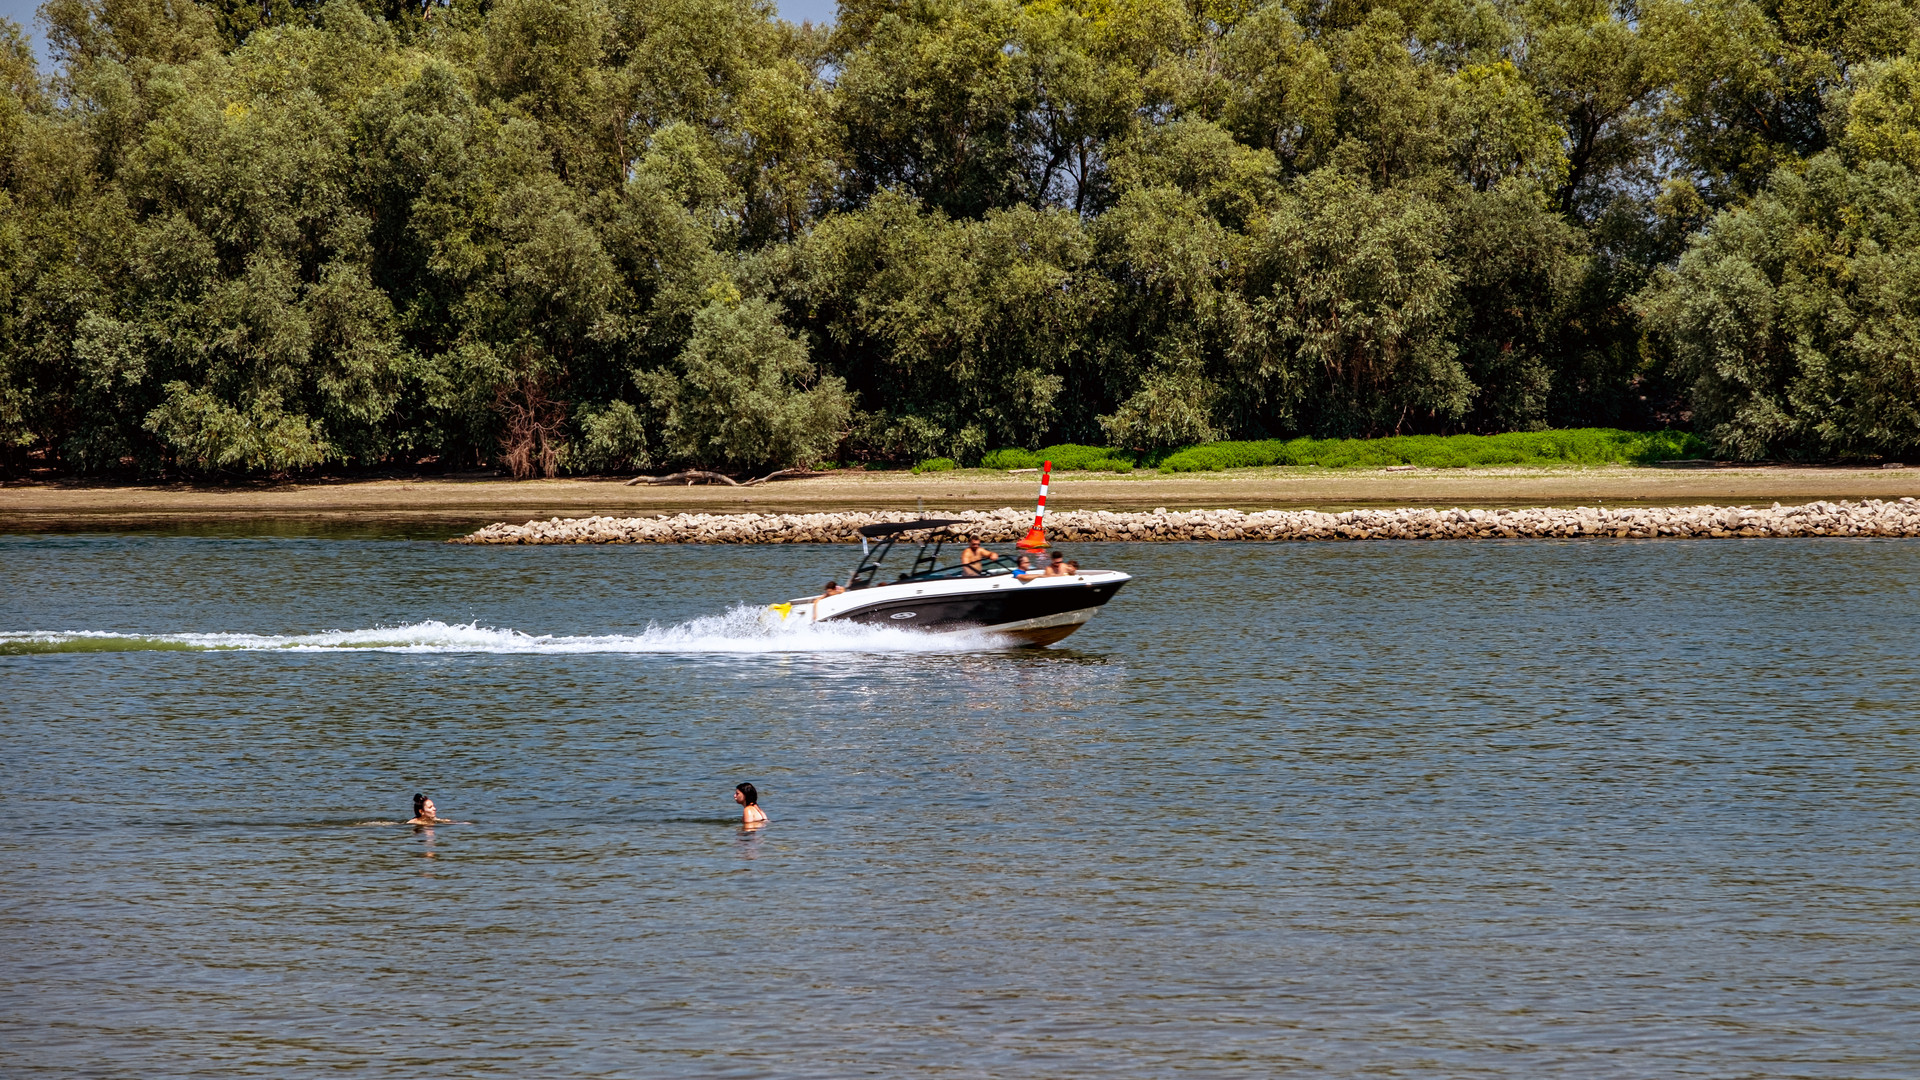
[624,467,824,487]
[626,470,740,487]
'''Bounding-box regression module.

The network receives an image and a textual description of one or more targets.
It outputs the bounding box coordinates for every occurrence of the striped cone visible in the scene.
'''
[1017,461,1051,550]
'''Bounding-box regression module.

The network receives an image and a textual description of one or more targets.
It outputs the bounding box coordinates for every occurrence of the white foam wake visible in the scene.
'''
[0,606,1011,656]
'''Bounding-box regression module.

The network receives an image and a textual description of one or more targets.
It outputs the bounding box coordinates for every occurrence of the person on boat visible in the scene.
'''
[408,793,448,825]
[1013,554,1038,580]
[960,537,998,576]
[1042,551,1069,576]
[734,782,768,827]
[1065,558,1080,575]
[822,581,845,597]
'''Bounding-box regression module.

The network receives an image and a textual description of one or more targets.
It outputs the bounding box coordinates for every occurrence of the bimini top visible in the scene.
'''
[855,518,969,538]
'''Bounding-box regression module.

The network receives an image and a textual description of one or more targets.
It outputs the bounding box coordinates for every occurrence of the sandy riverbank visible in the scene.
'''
[3,464,1918,533]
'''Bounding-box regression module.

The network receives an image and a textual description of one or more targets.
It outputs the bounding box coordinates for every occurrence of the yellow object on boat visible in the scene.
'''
[769,603,793,619]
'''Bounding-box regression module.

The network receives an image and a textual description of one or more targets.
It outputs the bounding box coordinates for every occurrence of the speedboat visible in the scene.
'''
[770,519,1130,646]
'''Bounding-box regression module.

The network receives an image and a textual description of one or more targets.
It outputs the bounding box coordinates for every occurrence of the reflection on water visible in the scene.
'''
[2,535,1918,1078]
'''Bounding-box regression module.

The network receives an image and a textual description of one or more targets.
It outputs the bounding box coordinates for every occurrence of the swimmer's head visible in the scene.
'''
[413,793,426,818]
[734,782,758,807]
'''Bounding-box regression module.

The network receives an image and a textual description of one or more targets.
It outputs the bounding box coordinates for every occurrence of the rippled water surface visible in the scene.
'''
[4,533,1919,1078]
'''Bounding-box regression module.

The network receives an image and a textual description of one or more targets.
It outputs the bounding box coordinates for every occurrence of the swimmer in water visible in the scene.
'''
[734,782,768,827]
[407,793,448,825]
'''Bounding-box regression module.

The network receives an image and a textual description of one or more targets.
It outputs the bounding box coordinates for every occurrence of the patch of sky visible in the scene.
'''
[4,0,47,65]
[775,0,837,24]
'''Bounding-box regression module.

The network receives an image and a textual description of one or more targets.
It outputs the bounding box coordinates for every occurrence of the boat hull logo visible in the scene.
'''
[890,612,916,620]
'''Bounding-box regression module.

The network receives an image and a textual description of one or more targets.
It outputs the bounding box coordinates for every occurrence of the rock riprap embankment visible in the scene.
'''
[452,499,1920,543]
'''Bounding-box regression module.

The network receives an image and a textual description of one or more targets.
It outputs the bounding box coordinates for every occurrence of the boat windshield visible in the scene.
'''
[901,555,1027,582]
[851,528,1046,587]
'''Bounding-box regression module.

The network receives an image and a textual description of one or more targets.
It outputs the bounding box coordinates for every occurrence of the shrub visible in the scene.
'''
[980,448,1041,470]
[912,457,956,473]
[1156,429,1709,471]
[979,444,1141,470]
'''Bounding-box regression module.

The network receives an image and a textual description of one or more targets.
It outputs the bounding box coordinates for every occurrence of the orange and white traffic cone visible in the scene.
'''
[1017,461,1051,550]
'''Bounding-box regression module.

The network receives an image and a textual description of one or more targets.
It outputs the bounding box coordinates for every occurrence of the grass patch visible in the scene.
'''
[911,457,957,473]
[1155,429,1710,472]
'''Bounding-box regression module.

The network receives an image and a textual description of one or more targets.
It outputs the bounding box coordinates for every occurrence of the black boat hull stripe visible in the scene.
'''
[823,581,1125,632]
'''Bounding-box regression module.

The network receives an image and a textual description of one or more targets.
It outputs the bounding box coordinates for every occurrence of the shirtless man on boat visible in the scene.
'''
[960,537,998,576]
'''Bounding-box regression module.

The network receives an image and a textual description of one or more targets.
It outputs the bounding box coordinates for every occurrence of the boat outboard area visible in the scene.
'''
[770,519,1131,647]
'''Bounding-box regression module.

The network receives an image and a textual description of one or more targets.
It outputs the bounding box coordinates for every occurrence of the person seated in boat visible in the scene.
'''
[822,581,845,597]
[1042,551,1070,576]
[1013,554,1038,580]
[960,537,998,576]
[1064,558,1080,575]
[734,782,768,827]
[408,793,448,825]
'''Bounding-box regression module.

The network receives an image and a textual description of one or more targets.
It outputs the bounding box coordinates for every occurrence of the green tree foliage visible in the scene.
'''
[1241,169,1468,437]
[1642,153,1920,460]
[638,291,852,469]
[3,0,1919,477]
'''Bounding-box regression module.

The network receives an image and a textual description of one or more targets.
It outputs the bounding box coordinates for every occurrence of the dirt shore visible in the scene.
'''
[4,464,1919,535]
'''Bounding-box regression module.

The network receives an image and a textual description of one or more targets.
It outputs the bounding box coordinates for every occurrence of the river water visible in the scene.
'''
[3,533,1917,1078]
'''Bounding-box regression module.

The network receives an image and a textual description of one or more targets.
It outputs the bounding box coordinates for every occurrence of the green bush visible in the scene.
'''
[980,444,1141,470]
[912,457,957,473]
[1157,429,1710,471]
[979,448,1040,470]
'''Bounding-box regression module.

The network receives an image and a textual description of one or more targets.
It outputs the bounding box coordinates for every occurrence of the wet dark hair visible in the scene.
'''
[1049,551,1065,560]
[412,793,426,817]
[824,581,839,589]
[735,782,758,806]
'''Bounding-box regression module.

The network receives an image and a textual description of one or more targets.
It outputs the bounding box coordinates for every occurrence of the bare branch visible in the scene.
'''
[626,470,742,486]
[740,468,822,487]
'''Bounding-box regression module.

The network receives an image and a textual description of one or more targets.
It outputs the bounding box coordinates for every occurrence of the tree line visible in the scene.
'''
[2,0,1918,476]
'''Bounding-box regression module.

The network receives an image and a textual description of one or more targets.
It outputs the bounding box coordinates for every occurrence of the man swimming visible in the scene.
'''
[734,782,768,827]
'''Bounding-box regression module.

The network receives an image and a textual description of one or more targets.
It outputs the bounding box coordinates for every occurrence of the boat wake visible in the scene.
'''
[0,606,1013,656]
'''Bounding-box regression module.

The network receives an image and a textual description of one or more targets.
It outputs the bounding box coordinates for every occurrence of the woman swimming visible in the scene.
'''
[733,782,768,827]
[407,793,449,825]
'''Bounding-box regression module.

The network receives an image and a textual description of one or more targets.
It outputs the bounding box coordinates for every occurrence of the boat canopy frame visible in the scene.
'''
[847,519,971,589]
